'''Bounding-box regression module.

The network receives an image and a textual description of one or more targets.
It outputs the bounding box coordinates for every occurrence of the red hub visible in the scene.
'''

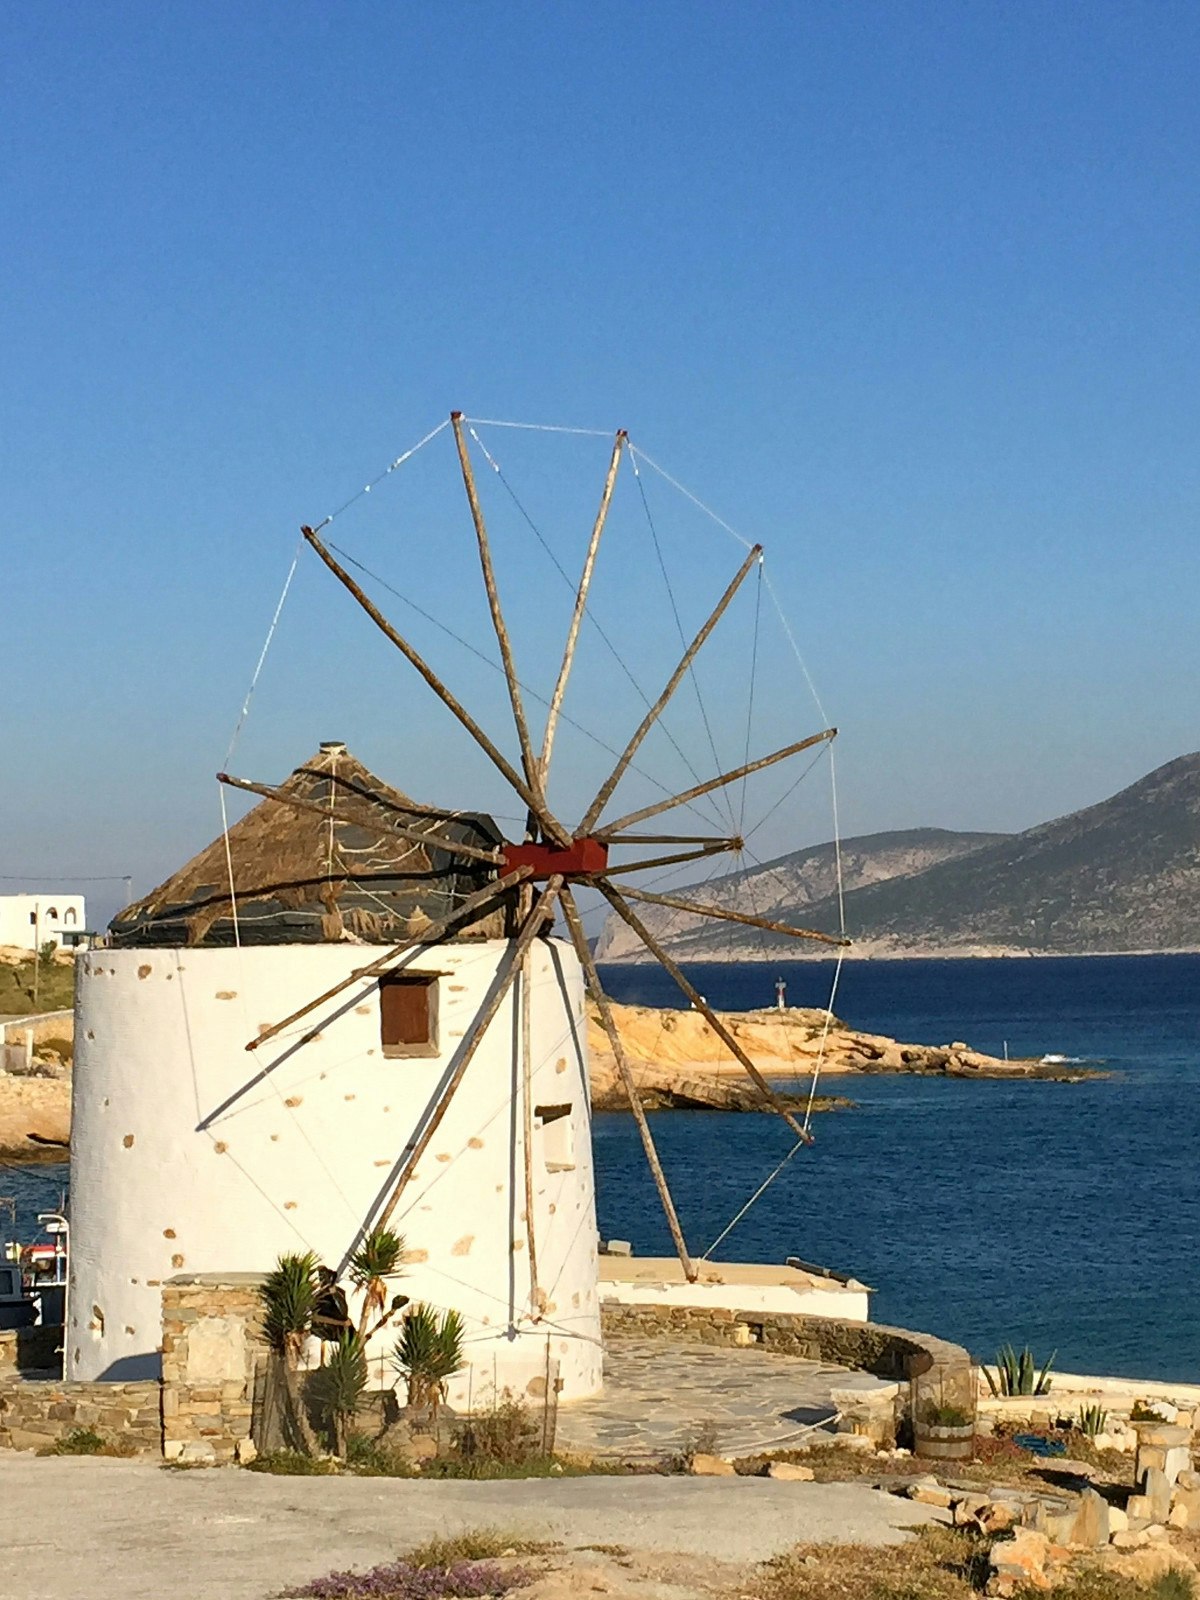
[500,837,609,879]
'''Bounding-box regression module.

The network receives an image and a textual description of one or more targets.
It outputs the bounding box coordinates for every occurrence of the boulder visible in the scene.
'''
[689,1453,734,1477]
[767,1461,814,1481]
[988,1528,1051,1597]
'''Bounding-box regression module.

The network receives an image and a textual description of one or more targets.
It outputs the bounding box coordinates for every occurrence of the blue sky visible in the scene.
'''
[3,2,1198,927]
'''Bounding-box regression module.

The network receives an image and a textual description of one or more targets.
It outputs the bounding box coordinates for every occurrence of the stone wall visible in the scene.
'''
[0,1324,61,1377]
[0,1378,160,1453]
[161,1274,265,1464]
[599,1301,970,1379]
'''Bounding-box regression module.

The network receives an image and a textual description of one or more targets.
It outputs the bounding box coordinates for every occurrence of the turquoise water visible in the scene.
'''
[595,955,1200,1383]
[7,955,1197,1382]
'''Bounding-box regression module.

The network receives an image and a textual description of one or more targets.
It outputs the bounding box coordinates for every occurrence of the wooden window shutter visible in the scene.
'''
[379,974,439,1057]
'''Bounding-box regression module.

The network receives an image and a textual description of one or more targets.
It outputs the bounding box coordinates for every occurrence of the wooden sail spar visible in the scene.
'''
[246,413,843,1287]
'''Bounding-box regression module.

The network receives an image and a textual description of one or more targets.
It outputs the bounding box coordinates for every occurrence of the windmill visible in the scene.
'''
[219,413,847,1285]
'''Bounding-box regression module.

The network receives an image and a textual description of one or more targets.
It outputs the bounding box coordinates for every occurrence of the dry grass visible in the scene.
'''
[746,1526,1193,1600]
[402,1530,555,1567]
[751,1525,984,1600]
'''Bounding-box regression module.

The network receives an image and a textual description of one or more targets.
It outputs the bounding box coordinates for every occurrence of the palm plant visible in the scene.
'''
[984,1342,1056,1397]
[348,1227,406,1339]
[260,1250,320,1453]
[392,1302,465,1418]
[309,1331,368,1456]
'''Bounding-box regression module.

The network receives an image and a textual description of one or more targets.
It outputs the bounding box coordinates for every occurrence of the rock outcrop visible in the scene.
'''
[587,1001,1079,1112]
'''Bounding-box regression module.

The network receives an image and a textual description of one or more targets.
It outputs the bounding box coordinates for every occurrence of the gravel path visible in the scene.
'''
[0,1456,938,1600]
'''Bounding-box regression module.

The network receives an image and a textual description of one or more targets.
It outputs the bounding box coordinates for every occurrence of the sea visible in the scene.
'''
[5,954,1197,1383]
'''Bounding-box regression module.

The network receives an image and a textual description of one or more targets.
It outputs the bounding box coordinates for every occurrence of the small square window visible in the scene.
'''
[379,973,439,1058]
[535,1103,575,1172]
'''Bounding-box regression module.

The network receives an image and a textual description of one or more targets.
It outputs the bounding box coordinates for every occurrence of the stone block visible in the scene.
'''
[180,1440,216,1464]
[1112,1530,1151,1550]
[1141,1467,1173,1523]
[767,1461,814,1480]
[1168,1503,1189,1529]
[7,1429,50,1452]
[1108,1506,1129,1535]
[689,1453,734,1476]
[1068,1489,1110,1548]
[234,1438,257,1465]
[910,1483,954,1508]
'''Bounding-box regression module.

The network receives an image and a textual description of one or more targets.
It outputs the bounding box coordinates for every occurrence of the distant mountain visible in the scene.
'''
[594,826,1008,961]
[595,754,1200,960]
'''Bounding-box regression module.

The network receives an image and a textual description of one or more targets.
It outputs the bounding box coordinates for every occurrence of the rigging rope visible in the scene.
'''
[628,449,739,837]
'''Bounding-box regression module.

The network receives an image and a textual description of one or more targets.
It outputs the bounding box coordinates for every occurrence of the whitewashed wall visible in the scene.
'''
[0,894,86,951]
[69,939,601,1402]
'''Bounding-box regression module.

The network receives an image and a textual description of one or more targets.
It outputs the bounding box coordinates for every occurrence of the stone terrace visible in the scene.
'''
[555,1333,884,1460]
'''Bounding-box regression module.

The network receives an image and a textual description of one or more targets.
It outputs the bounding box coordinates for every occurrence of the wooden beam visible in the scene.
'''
[370,878,564,1235]
[593,728,837,840]
[519,946,540,1319]
[450,414,568,847]
[218,772,507,868]
[301,522,554,828]
[597,883,814,1146]
[244,867,532,1053]
[605,833,741,847]
[577,544,763,834]
[598,841,740,878]
[559,887,697,1282]
[610,883,850,948]
[538,430,626,783]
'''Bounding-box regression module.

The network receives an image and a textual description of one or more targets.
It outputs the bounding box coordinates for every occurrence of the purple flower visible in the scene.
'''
[286,1559,529,1598]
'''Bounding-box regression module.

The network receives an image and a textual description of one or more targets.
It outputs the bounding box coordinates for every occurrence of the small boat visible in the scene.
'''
[0,1212,68,1330]
[1040,1053,1068,1065]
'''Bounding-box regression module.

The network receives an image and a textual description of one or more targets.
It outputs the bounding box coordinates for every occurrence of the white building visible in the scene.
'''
[0,893,86,953]
[69,743,601,1401]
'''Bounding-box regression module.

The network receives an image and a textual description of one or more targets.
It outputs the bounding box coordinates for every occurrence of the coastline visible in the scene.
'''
[598,946,1200,964]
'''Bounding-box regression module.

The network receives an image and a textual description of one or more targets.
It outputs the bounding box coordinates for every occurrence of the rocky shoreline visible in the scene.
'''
[586,1000,1099,1113]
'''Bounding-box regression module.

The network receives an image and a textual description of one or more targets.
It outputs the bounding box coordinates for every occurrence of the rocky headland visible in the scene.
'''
[587,1000,1093,1112]
[0,993,1094,1159]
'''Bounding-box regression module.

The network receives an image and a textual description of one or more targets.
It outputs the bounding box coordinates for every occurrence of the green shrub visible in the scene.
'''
[244,1449,338,1476]
[453,1392,542,1466]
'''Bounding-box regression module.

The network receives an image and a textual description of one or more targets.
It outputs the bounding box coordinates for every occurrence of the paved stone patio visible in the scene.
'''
[555,1334,886,1460]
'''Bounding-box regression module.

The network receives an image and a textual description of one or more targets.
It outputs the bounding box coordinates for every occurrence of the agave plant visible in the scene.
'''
[392,1302,465,1417]
[259,1250,320,1453]
[984,1342,1056,1397]
[309,1330,368,1456]
[1078,1402,1108,1439]
[348,1227,406,1339]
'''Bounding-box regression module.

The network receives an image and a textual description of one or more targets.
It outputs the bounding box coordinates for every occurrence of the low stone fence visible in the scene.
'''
[0,1378,160,1453]
[600,1300,970,1378]
[0,1324,61,1377]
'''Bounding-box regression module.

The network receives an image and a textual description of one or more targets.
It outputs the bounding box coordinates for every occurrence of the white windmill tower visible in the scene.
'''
[68,414,845,1399]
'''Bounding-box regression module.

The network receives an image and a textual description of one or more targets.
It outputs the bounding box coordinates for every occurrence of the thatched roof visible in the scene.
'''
[111,743,513,948]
